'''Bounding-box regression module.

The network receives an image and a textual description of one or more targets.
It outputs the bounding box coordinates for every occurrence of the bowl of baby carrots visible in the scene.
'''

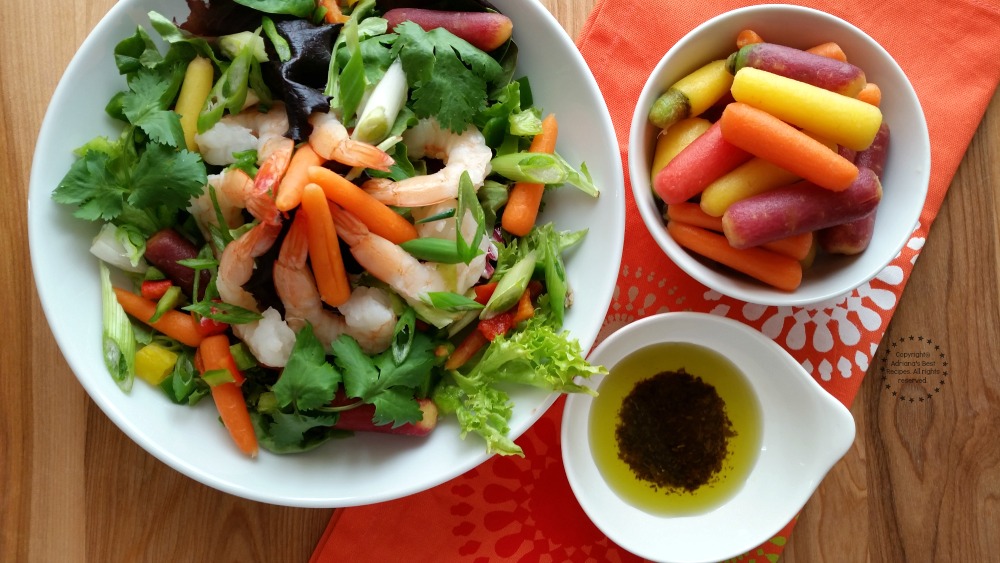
[629,4,930,307]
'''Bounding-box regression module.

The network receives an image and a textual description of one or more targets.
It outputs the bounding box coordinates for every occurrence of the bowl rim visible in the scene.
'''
[561,311,857,562]
[627,3,931,307]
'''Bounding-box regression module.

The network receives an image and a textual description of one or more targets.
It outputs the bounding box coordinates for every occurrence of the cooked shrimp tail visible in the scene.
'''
[308,112,395,171]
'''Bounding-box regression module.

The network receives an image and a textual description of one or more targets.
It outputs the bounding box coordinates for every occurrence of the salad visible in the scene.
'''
[52,0,606,458]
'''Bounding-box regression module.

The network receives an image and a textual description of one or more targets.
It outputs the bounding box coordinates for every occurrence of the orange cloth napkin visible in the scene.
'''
[312,1,1000,561]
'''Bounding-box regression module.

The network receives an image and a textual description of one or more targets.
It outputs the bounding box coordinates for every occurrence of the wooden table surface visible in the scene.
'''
[3,1,997,561]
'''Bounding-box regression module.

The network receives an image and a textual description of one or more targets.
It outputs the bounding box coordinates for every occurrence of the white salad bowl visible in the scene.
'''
[28,0,625,507]
[628,4,930,307]
[562,312,856,563]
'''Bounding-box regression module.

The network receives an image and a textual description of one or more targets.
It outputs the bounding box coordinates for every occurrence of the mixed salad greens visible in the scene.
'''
[53,0,605,457]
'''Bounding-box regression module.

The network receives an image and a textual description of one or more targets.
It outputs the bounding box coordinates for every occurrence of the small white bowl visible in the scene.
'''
[562,312,855,563]
[628,4,930,307]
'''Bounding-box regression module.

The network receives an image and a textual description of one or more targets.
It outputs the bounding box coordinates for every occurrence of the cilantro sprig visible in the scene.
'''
[391,21,504,133]
[52,20,207,236]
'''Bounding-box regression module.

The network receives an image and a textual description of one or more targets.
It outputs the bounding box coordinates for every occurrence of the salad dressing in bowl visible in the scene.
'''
[588,341,762,516]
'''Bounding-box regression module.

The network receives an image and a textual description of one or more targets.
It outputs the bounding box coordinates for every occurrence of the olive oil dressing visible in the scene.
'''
[589,342,763,516]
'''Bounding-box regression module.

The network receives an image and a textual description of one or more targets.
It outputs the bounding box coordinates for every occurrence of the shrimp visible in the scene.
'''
[329,204,450,308]
[216,220,297,367]
[308,112,395,171]
[195,104,294,225]
[188,168,256,243]
[361,118,492,207]
[273,216,396,354]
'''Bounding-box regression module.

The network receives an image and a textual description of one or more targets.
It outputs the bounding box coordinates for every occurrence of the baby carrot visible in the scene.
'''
[667,221,802,291]
[307,165,418,244]
[718,102,859,192]
[730,67,882,150]
[276,145,326,212]
[112,287,204,348]
[856,82,882,107]
[650,117,712,184]
[736,29,764,48]
[175,56,214,152]
[502,114,558,237]
[667,202,814,260]
[806,41,848,62]
[654,121,752,204]
[199,334,258,457]
[300,184,352,307]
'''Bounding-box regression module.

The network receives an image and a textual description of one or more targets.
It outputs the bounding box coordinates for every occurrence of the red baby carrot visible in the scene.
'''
[199,334,258,457]
[307,165,418,244]
[300,183,352,307]
[502,114,559,236]
[653,121,753,204]
[113,287,204,348]
[276,144,326,212]
[667,202,814,260]
[667,221,803,291]
[806,41,848,62]
[718,102,859,192]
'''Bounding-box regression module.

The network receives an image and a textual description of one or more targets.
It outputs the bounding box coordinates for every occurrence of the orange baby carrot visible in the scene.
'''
[806,41,848,62]
[667,202,814,260]
[276,144,326,212]
[856,82,882,107]
[199,334,258,457]
[502,114,558,237]
[668,221,802,291]
[718,102,859,192]
[113,287,204,348]
[736,29,764,48]
[307,165,418,244]
[300,183,352,307]
[761,231,814,261]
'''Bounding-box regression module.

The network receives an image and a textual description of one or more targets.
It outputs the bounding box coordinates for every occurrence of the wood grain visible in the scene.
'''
[2,1,997,562]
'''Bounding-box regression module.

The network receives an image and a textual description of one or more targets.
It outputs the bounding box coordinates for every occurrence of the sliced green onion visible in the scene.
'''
[353,58,407,144]
[261,16,291,62]
[201,368,236,388]
[424,292,486,313]
[148,285,184,323]
[482,250,536,319]
[456,171,486,263]
[229,342,258,371]
[100,262,136,393]
[392,307,417,364]
[415,208,456,224]
[337,18,366,123]
[183,300,263,324]
[543,235,568,325]
[399,237,464,264]
[490,152,600,197]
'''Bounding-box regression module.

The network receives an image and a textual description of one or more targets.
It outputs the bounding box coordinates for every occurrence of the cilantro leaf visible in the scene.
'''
[392,22,503,133]
[121,66,186,147]
[53,149,131,222]
[129,143,207,209]
[331,332,439,427]
[252,410,340,453]
[272,324,341,411]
